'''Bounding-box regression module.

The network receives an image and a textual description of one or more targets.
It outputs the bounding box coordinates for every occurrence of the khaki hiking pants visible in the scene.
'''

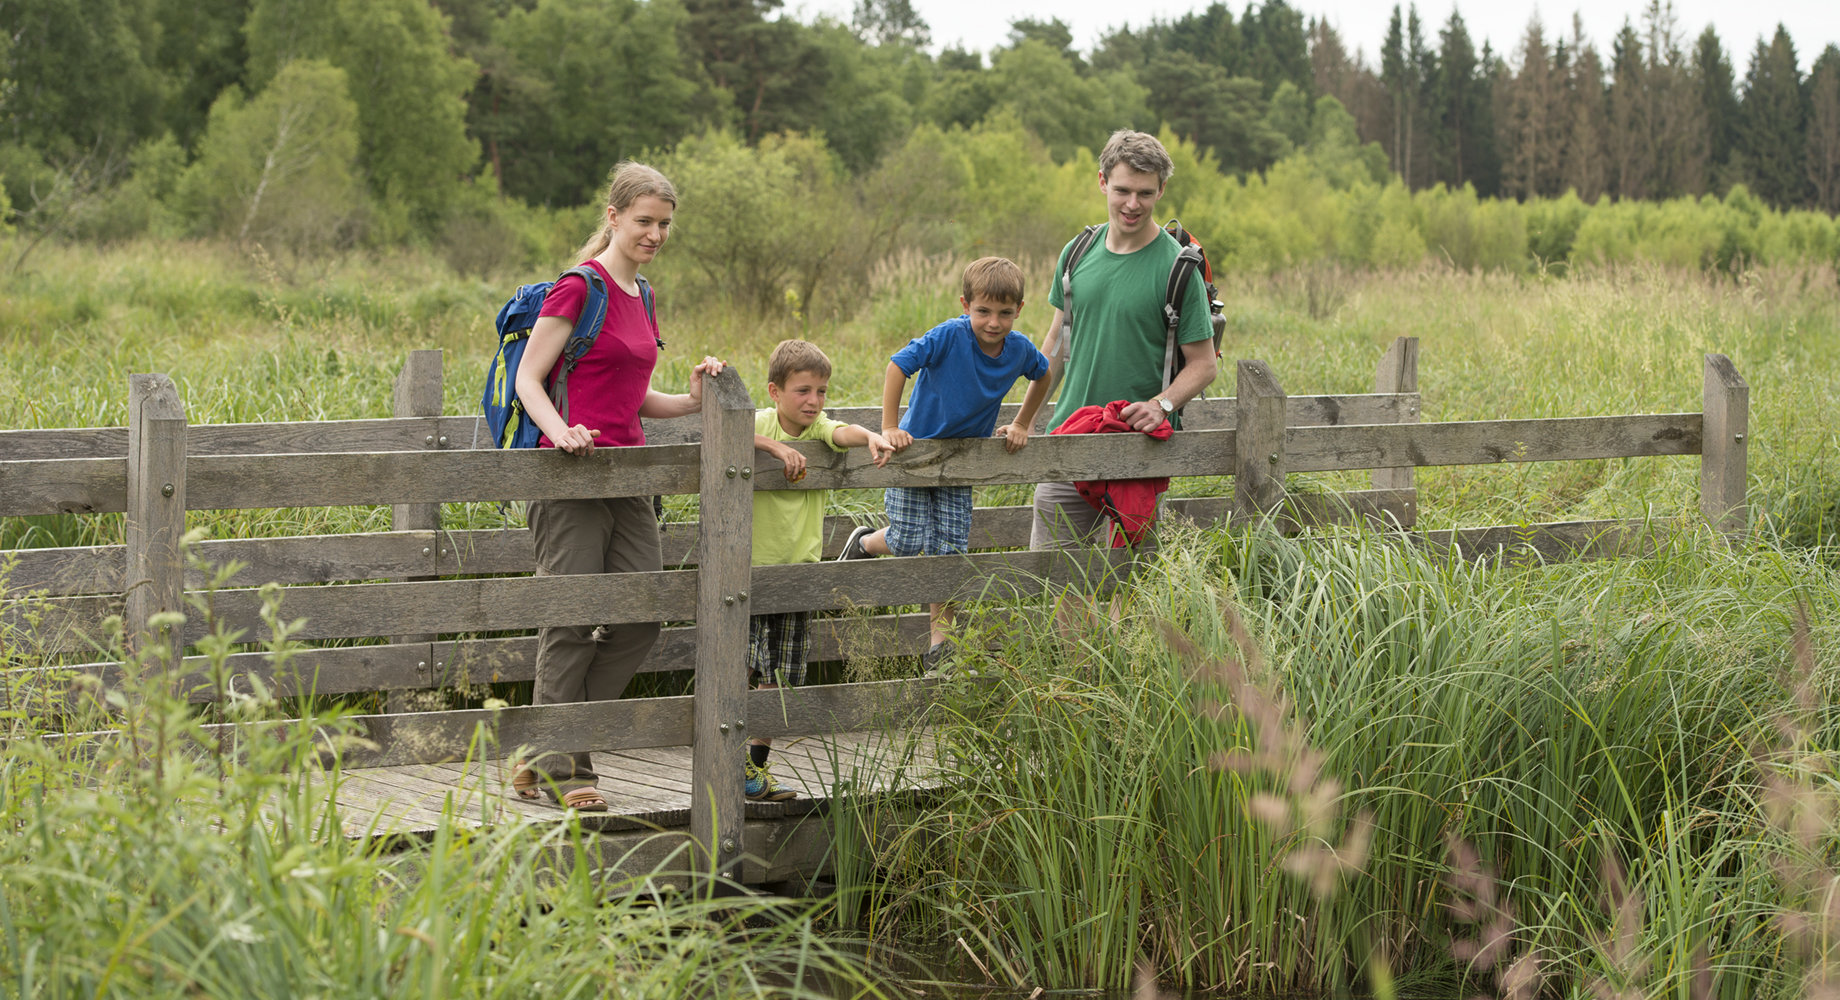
[526,495,663,794]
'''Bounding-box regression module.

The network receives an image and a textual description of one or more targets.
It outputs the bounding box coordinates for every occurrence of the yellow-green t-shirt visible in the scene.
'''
[753,408,848,566]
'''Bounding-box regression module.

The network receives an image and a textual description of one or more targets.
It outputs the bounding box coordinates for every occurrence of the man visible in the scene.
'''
[1012,129,1220,556]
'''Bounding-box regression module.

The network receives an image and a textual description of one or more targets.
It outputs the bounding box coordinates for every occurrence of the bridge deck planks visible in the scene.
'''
[313,728,945,839]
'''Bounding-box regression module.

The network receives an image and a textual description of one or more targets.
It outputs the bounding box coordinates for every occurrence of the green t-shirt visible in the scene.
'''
[1047,224,1214,430]
[753,408,848,566]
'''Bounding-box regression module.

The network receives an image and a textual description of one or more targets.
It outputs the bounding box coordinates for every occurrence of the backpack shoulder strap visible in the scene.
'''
[551,265,610,421]
[637,274,662,349]
[1162,243,1206,389]
[1058,225,1103,359]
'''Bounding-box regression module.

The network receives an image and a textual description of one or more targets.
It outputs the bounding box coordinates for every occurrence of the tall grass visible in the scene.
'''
[834,518,1836,995]
[5,238,1840,994]
[0,561,883,999]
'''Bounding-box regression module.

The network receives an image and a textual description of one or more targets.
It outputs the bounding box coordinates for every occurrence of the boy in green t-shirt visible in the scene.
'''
[746,338,895,801]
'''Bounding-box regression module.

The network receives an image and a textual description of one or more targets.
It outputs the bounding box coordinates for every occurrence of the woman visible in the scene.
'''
[511,161,722,811]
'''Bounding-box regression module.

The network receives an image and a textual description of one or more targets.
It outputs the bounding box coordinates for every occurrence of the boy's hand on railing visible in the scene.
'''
[865,432,895,467]
[882,427,913,451]
[772,441,807,483]
[999,422,1029,453]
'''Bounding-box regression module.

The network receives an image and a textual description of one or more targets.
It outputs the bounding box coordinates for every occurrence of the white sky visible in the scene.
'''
[797,0,1840,71]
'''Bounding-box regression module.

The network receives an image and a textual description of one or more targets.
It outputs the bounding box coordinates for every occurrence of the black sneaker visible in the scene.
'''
[920,639,957,677]
[837,525,875,561]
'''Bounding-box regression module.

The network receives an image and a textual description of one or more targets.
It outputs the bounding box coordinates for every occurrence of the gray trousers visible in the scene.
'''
[526,495,663,793]
[1029,482,1159,590]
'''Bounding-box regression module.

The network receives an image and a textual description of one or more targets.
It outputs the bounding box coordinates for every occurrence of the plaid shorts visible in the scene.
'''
[883,485,974,556]
[748,611,809,686]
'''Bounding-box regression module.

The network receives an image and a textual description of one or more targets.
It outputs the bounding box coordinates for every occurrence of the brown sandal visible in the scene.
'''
[510,760,541,800]
[557,786,608,812]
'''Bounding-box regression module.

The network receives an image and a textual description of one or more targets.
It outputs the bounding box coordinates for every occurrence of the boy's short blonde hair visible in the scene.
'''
[767,339,832,386]
[962,257,1025,306]
[1099,130,1174,186]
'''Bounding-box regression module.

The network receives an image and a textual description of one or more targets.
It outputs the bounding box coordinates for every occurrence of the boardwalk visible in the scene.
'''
[317,727,949,882]
[2,341,1751,884]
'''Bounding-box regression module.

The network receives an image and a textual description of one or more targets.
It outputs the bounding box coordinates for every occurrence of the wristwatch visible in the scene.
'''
[1152,396,1175,415]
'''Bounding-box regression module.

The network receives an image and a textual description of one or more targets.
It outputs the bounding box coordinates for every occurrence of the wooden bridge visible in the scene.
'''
[0,338,1749,883]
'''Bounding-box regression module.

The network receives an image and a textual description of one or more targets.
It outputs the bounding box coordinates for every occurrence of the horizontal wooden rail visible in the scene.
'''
[0,392,1420,461]
[47,678,942,770]
[8,548,1134,649]
[0,412,1703,518]
[1284,413,1702,473]
[5,612,936,710]
[4,490,1416,599]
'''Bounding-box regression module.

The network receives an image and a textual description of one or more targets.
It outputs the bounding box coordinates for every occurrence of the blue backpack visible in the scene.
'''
[481,265,657,449]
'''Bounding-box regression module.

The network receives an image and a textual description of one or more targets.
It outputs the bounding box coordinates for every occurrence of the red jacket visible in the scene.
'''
[1050,400,1173,547]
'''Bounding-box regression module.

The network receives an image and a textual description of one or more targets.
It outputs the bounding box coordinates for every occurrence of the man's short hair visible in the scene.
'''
[961,256,1025,306]
[1098,130,1174,186]
[768,339,832,386]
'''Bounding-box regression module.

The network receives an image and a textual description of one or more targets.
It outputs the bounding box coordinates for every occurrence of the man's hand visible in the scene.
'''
[999,422,1029,453]
[882,427,913,450]
[1119,399,1169,434]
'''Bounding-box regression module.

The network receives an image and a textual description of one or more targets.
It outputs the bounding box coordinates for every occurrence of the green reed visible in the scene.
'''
[0,556,883,999]
[829,518,1834,995]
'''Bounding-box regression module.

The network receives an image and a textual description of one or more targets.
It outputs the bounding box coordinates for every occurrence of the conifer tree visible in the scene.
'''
[1694,27,1741,184]
[1808,45,1840,213]
[1738,26,1809,207]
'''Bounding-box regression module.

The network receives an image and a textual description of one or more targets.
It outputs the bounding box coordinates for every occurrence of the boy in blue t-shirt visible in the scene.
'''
[837,257,1051,672]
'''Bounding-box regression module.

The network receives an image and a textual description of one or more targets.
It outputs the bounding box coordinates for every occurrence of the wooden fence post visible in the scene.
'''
[1372,336,1420,526]
[125,373,187,668]
[389,350,444,707]
[691,369,754,881]
[1701,353,1749,536]
[1234,359,1288,521]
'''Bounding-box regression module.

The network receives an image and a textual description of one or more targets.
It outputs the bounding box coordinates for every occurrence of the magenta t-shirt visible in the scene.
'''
[535,260,659,449]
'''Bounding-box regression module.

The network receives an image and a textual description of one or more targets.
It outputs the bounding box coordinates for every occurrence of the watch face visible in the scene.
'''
[1158,397,1174,413]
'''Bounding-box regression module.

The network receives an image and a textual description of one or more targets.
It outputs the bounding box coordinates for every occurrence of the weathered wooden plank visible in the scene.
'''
[16,612,936,714]
[1284,413,1703,473]
[1415,518,1666,564]
[8,642,432,711]
[692,369,755,877]
[390,351,445,545]
[0,390,1416,465]
[0,593,117,653]
[0,444,702,516]
[1234,360,1287,519]
[5,530,536,597]
[0,458,124,516]
[184,569,701,642]
[751,428,1236,491]
[112,547,1116,647]
[387,352,448,710]
[746,548,1136,616]
[1372,337,1420,499]
[634,393,1419,444]
[184,446,702,510]
[0,419,461,461]
[1700,354,1749,535]
[9,411,1682,518]
[238,678,942,769]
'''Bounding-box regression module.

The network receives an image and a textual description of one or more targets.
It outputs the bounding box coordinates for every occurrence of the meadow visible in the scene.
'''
[2,236,1839,997]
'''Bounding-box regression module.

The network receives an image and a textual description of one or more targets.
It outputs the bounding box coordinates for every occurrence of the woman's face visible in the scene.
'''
[608,194,674,265]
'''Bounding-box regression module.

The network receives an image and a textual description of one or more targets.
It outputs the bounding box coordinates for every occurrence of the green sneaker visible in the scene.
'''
[744,759,798,801]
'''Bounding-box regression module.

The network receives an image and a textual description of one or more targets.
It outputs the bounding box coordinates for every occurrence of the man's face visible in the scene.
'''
[1100,164,1164,237]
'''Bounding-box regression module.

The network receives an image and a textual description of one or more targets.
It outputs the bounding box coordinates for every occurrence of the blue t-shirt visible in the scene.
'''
[892,316,1050,439]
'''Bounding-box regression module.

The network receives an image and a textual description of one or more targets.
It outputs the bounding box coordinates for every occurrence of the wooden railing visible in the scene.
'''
[0,338,1749,876]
